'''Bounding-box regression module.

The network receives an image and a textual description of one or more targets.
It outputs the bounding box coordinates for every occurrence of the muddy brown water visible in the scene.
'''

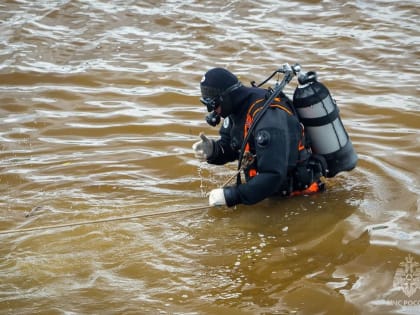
[1,1,419,314]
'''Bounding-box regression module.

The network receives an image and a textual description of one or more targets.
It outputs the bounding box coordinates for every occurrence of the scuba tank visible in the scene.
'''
[293,71,358,178]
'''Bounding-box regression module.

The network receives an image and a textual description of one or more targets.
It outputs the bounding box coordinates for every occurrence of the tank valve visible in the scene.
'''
[298,71,318,85]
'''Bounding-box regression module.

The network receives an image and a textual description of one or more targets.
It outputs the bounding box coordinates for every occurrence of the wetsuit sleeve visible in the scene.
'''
[223,110,299,206]
[207,119,238,165]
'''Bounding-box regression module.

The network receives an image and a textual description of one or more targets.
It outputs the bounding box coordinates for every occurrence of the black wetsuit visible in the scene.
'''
[206,86,322,207]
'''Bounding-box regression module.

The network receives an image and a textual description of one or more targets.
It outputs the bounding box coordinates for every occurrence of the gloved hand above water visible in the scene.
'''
[208,188,226,206]
[192,132,214,161]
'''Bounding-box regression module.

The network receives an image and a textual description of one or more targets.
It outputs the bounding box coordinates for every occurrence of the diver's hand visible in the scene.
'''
[192,132,214,161]
[209,188,226,206]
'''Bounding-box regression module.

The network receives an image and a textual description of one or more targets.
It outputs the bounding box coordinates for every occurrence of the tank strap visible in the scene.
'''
[299,106,340,127]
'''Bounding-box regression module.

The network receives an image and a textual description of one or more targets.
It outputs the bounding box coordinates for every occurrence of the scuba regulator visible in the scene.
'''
[205,111,221,127]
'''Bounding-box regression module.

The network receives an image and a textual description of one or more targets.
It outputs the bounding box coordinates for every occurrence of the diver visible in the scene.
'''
[193,67,325,207]
[193,66,358,207]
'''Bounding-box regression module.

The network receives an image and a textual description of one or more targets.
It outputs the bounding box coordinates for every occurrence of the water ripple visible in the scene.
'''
[1,1,419,314]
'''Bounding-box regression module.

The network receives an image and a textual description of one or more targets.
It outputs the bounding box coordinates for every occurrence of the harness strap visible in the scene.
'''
[240,96,323,196]
[242,97,296,179]
[243,97,293,154]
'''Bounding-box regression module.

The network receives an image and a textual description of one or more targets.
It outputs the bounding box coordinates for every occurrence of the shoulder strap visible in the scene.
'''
[236,71,295,184]
[243,97,293,150]
[237,96,294,185]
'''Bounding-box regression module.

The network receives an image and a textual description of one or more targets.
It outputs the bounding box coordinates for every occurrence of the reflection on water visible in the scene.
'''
[1,1,419,314]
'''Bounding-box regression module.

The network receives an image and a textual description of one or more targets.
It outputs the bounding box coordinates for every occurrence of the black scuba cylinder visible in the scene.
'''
[292,71,358,178]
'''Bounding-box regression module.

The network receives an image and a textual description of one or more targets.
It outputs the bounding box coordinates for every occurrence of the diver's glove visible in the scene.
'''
[192,132,214,161]
[209,188,226,206]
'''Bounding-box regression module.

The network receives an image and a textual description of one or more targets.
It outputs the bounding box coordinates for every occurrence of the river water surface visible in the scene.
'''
[1,1,419,314]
